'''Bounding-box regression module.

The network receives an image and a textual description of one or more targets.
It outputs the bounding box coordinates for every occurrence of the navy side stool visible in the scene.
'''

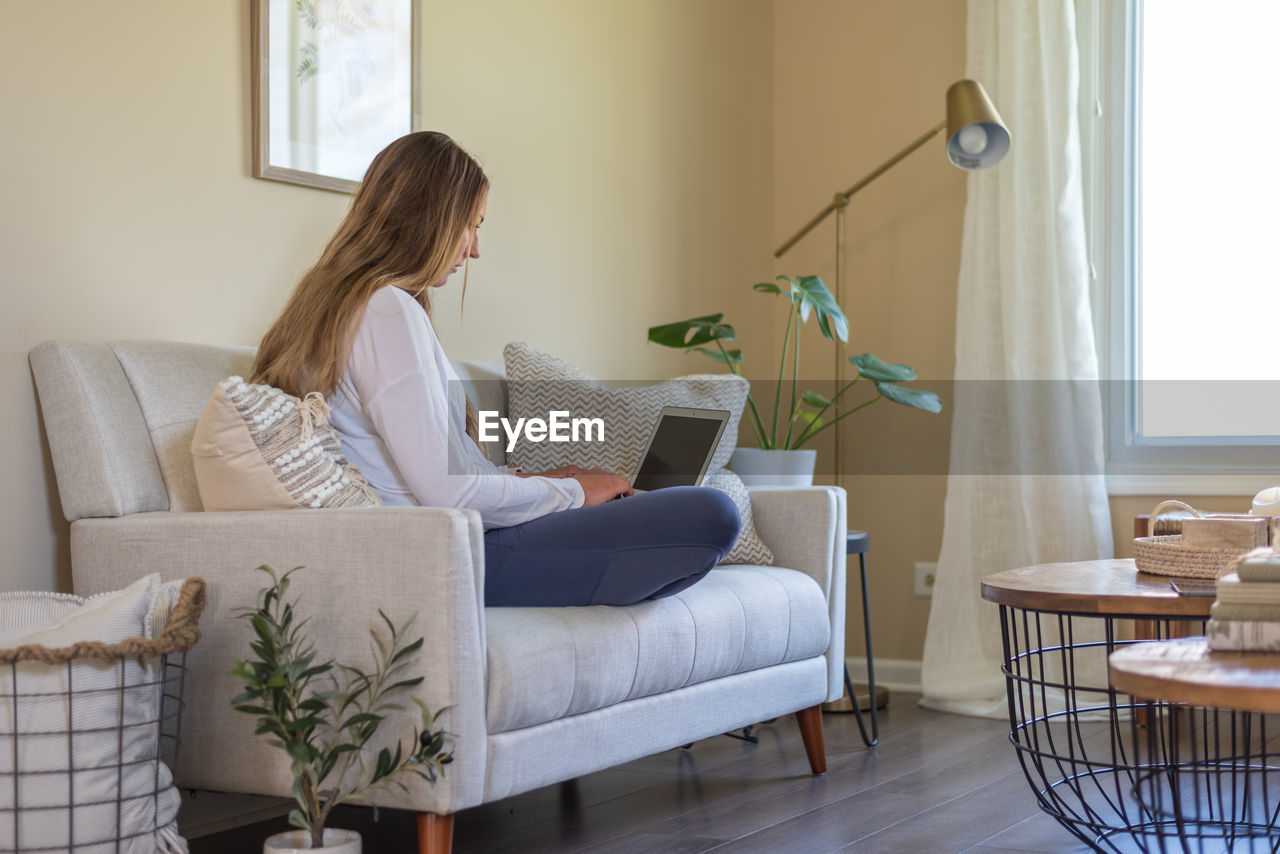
[825,530,880,747]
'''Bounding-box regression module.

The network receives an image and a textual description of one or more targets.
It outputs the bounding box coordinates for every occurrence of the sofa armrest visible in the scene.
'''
[748,486,847,597]
[70,505,489,814]
[748,486,847,702]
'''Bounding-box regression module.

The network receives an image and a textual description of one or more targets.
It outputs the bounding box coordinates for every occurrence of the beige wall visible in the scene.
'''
[0,0,772,592]
[770,0,965,663]
[423,0,773,374]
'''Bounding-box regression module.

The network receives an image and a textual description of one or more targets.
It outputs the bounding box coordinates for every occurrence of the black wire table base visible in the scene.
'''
[999,604,1280,853]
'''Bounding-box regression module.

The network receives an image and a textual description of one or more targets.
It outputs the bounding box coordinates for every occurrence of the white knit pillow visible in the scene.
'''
[191,377,380,511]
[502,343,773,566]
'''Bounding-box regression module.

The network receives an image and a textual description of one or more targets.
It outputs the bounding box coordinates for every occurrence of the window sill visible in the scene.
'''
[1107,471,1280,498]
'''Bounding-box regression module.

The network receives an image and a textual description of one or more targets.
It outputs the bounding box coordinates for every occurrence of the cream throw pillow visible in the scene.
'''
[502,343,773,565]
[191,377,380,511]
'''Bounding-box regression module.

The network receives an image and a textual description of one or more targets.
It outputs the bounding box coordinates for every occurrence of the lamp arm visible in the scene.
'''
[773,119,948,258]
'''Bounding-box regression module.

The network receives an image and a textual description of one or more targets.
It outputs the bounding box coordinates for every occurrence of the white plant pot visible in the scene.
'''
[729,448,817,487]
[264,828,361,853]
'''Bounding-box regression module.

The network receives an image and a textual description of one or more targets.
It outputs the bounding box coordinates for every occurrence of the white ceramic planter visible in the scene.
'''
[729,448,817,487]
[264,828,361,853]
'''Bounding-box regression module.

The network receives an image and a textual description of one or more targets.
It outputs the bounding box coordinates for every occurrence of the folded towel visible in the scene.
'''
[1210,602,1280,621]
[1207,618,1280,651]
[1214,572,1280,604]
[1234,547,1280,582]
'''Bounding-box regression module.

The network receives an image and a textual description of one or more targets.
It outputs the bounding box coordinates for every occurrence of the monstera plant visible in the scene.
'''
[647,275,941,451]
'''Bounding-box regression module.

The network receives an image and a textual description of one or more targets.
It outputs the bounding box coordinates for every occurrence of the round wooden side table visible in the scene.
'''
[981,559,1211,852]
[1110,637,1280,850]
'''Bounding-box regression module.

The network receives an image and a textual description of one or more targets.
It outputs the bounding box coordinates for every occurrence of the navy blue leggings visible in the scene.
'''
[482,486,740,607]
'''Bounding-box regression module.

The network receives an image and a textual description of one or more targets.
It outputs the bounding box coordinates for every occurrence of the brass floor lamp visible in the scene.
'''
[776,79,1010,727]
[774,78,1010,482]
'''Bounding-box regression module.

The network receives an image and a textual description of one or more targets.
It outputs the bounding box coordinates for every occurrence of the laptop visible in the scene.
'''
[629,406,730,493]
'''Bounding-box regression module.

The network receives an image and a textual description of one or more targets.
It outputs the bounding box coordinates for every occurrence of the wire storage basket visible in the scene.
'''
[0,577,205,853]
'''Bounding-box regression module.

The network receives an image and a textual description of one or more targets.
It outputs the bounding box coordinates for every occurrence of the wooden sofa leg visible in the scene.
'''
[795,704,827,775]
[417,811,453,854]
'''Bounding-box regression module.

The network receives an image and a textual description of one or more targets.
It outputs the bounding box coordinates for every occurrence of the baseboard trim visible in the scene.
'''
[845,656,921,694]
[178,790,293,839]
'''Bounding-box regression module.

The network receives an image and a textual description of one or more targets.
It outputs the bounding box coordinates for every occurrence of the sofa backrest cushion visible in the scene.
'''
[112,342,256,513]
[450,358,510,468]
[31,341,170,521]
[31,341,254,520]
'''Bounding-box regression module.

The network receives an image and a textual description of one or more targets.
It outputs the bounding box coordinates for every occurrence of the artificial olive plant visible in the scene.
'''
[231,565,452,849]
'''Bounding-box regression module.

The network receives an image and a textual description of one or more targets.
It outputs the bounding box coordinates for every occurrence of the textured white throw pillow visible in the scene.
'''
[0,574,188,853]
[191,376,380,511]
[503,342,773,565]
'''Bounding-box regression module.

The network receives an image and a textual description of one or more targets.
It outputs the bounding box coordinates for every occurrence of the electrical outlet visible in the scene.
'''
[914,562,937,598]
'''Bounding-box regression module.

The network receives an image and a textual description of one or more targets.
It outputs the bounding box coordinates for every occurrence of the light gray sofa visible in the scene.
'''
[29,340,848,854]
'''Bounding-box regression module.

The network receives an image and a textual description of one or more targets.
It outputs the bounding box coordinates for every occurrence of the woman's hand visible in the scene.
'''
[572,469,634,505]
[512,465,632,504]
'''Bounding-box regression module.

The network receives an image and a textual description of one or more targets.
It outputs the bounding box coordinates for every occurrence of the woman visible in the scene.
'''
[253,131,739,607]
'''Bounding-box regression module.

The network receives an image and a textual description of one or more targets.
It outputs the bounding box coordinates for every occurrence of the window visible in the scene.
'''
[1078,0,1280,494]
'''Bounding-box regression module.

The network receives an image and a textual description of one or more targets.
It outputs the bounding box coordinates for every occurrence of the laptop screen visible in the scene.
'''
[632,414,725,491]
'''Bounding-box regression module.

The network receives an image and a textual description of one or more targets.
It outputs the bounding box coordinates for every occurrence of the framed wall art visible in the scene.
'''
[251,0,420,193]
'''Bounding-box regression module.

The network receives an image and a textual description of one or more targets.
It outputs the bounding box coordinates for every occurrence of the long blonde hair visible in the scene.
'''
[253,132,489,415]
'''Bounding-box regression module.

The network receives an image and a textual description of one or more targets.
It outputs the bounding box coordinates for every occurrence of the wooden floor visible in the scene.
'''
[188,693,1096,853]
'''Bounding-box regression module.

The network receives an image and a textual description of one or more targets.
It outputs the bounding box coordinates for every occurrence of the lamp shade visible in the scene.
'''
[944,79,1010,170]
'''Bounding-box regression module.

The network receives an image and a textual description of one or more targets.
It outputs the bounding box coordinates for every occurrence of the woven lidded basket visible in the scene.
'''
[1133,500,1252,579]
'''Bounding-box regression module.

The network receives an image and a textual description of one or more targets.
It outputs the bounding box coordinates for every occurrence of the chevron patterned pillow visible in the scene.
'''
[502,342,773,565]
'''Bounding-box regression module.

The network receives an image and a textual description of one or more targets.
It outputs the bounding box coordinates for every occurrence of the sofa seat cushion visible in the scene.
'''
[483,565,830,734]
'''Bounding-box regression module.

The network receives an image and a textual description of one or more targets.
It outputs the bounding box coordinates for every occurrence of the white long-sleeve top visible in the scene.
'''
[328,285,585,529]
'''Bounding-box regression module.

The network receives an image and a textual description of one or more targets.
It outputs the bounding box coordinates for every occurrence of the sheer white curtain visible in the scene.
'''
[919,0,1114,717]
